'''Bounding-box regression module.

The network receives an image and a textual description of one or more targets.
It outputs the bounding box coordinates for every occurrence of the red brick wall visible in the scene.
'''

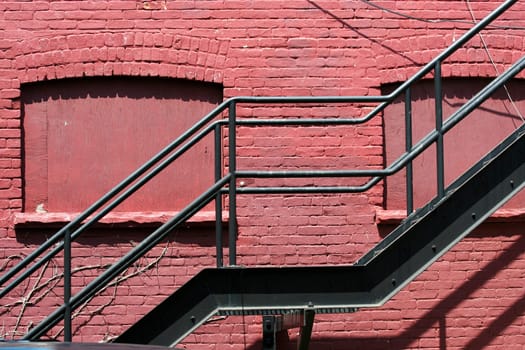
[1,1,525,349]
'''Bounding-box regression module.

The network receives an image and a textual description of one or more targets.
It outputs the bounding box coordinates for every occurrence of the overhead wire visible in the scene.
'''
[464,0,525,124]
[359,0,524,124]
[359,0,525,30]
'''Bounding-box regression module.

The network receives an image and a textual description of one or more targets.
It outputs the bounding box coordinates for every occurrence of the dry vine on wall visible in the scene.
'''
[0,242,169,341]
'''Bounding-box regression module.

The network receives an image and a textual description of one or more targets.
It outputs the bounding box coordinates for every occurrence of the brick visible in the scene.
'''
[0,89,19,99]
[108,1,136,10]
[49,19,77,30]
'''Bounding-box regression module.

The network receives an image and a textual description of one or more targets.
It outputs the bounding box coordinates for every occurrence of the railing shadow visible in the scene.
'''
[307,0,420,67]
[240,224,525,350]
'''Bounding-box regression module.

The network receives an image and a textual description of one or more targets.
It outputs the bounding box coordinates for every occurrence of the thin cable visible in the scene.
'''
[359,0,525,30]
[359,0,525,123]
[465,0,525,124]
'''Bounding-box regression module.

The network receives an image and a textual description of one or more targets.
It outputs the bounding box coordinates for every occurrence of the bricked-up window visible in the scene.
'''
[383,78,525,211]
[22,77,222,213]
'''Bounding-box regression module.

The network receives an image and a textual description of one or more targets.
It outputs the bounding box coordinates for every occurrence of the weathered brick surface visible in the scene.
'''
[1,1,525,348]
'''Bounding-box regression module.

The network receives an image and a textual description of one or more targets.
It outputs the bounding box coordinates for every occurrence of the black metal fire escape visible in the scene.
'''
[0,0,524,348]
[115,99,525,347]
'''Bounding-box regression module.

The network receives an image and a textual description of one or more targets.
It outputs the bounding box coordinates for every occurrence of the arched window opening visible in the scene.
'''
[22,77,223,214]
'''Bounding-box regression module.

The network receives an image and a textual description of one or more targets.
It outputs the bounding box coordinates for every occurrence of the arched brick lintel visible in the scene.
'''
[377,33,525,84]
[12,33,229,85]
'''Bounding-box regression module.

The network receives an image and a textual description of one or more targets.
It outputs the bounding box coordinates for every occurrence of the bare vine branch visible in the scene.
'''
[0,241,171,341]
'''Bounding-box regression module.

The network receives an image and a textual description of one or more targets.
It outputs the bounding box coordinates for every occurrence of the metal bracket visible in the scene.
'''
[262,316,277,350]
[297,309,315,350]
[262,310,316,350]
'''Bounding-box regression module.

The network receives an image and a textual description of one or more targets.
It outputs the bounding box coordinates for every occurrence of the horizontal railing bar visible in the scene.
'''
[236,170,386,178]
[232,180,382,194]
[233,187,365,194]
[235,118,376,126]
[229,96,390,126]
[229,96,389,104]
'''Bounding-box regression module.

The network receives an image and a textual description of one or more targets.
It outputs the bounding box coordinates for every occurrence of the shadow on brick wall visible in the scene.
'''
[317,231,524,349]
[240,227,525,350]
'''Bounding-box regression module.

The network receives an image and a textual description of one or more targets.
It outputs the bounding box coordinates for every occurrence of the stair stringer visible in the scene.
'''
[115,123,525,347]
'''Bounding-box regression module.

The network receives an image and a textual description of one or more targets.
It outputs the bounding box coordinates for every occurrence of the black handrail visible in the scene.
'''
[231,54,525,189]
[0,0,517,341]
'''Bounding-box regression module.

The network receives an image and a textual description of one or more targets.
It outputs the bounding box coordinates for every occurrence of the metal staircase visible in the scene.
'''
[115,71,525,347]
[1,0,524,348]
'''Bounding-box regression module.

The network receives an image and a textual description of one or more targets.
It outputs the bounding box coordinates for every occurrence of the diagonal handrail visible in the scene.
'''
[0,0,518,341]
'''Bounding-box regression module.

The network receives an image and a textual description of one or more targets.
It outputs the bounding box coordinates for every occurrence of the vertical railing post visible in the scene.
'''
[228,101,238,266]
[214,123,224,268]
[64,229,72,342]
[405,87,414,215]
[434,61,445,199]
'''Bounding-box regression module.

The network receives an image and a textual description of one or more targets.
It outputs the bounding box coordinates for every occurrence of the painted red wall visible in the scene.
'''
[1,1,525,349]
